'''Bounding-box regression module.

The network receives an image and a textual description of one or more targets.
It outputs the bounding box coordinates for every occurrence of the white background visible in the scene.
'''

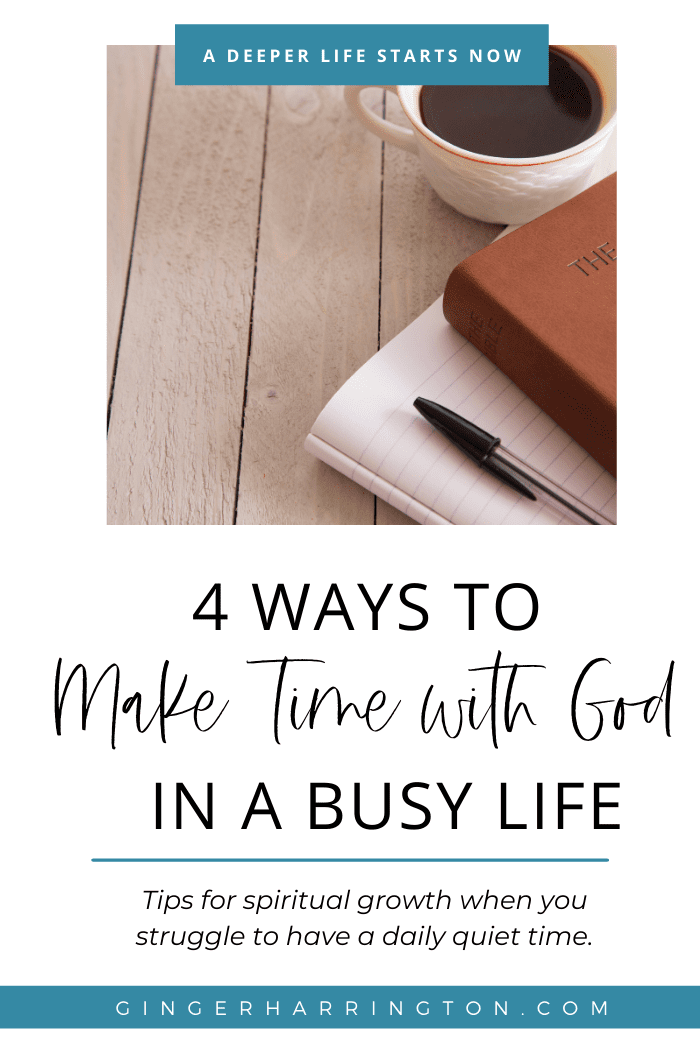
[1,1,697,1047]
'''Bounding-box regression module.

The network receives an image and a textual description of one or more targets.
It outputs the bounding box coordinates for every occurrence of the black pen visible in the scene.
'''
[413,398,613,526]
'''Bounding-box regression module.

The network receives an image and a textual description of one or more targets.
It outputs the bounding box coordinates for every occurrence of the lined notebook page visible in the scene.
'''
[305,297,616,526]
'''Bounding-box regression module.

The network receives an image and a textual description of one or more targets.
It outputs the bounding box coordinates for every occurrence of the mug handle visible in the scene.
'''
[344,85,419,155]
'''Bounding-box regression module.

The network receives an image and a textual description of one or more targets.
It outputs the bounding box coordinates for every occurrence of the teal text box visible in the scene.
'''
[175,25,548,86]
[0,986,697,1028]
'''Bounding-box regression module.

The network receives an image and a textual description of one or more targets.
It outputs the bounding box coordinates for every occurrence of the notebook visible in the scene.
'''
[304,296,616,526]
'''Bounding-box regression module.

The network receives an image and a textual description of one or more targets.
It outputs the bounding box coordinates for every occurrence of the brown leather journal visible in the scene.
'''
[443,173,616,475]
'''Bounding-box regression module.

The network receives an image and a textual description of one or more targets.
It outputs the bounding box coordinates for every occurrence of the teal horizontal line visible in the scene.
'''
[92,857,608,863]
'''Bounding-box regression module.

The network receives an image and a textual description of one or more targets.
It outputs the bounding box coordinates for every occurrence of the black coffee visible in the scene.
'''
[420,48,603,159]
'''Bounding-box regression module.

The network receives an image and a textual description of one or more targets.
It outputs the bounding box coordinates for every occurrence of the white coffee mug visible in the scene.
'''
[344,46,616,224]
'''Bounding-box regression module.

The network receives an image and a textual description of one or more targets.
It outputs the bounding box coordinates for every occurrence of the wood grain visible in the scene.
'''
[107,45,156,396]
[106,70,503,525]
[234,85,383,525]
[107,48,267,524]
[375,91,503,525]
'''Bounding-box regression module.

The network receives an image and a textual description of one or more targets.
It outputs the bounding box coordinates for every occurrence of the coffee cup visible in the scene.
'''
[344,46,616,224]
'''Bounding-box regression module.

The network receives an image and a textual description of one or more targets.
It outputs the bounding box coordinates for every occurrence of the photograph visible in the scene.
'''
[107,44,616,525]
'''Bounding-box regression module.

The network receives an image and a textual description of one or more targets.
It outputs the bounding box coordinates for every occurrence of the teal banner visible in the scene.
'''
[0,986,697,1028]
[175,24,549,85]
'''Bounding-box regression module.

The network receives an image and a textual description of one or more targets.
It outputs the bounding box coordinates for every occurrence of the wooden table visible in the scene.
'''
[107,46,502,525]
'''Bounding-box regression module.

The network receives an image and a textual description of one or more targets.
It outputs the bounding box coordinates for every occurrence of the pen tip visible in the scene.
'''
[413,397,437,419]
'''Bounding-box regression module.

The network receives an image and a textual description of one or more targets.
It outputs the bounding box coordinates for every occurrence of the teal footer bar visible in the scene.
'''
[0,987,697,1028]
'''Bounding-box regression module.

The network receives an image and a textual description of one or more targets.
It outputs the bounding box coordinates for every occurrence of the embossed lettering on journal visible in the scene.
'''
[567,242,617,276]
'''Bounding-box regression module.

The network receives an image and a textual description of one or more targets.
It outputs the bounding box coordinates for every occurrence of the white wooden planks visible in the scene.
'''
[107,45,156,396]
[107,66,502,525]
[107,48,267,524]
[235,85,383,525]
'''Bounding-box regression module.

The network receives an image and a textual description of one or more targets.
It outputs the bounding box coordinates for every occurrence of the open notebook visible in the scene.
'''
[305,297,616,526]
